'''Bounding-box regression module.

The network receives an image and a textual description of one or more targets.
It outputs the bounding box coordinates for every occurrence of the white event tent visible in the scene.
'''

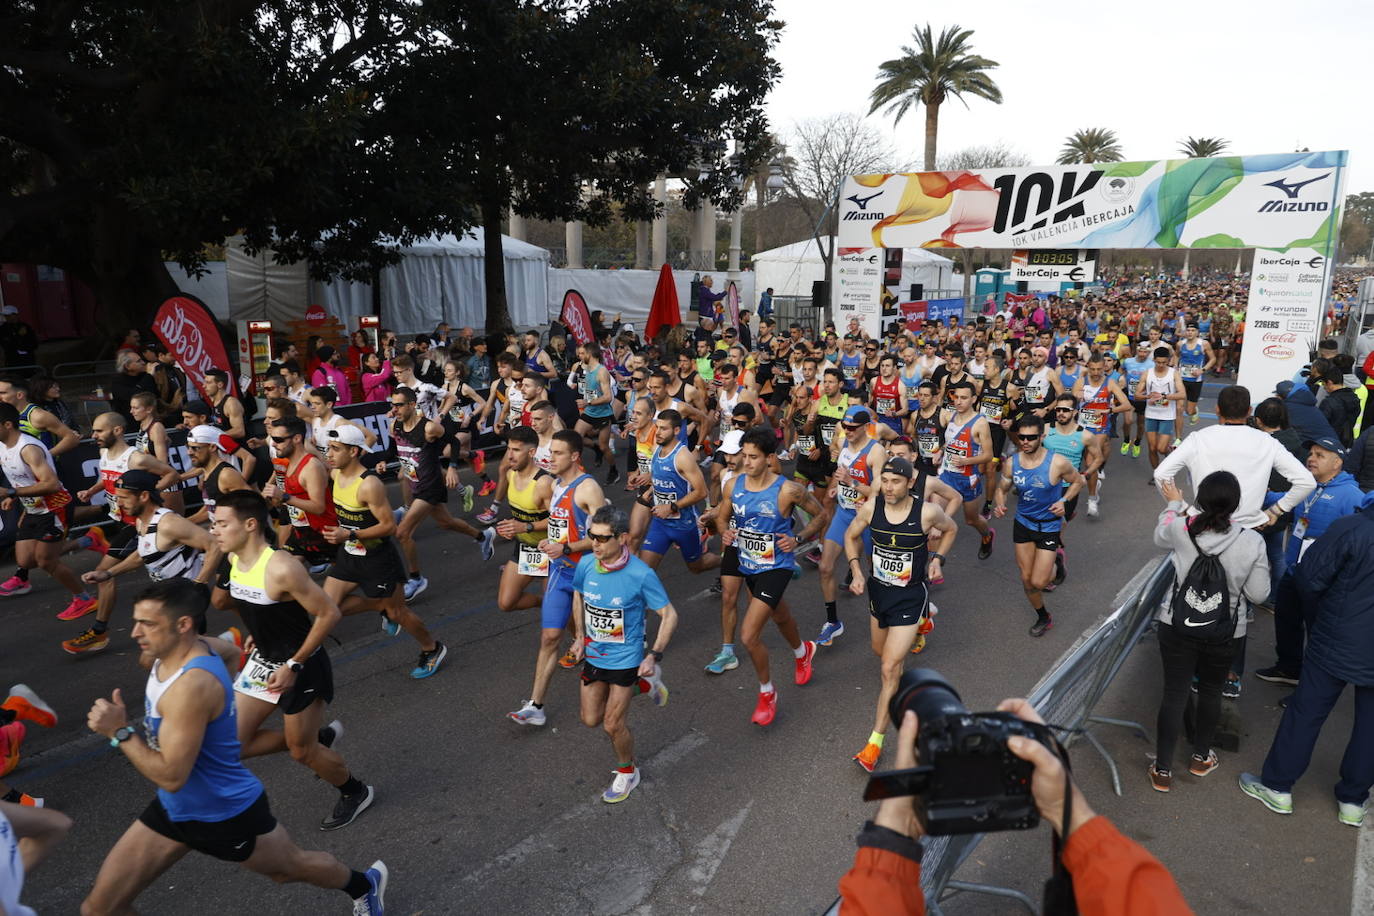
[751,237,955,299]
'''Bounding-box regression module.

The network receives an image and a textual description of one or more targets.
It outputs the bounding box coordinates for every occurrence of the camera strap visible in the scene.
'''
[1042,731,1079,916]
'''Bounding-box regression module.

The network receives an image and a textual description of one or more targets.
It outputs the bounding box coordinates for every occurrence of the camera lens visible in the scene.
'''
[888,668,968,728]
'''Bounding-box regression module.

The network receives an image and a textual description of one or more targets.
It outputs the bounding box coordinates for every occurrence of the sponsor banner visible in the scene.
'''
[881,248,904,317]
[560,289,594,344]
[831,247,884,339]
[838,151,1347,252]
[154,295,237,400]
[1010,249,1097,284]
[899,298,965,330]
[1237,247,1337,398]
[726,281,740,329]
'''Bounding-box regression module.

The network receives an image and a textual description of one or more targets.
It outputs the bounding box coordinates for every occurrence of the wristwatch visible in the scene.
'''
[526,522,534,533]
[930,552,946,562]
[652,651,664,662]
[110,726,136,748]
[287,659,305,674]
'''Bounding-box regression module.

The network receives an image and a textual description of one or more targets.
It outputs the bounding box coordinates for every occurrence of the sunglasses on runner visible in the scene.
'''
[1017,433,1041,441]
[842,423,863,431]
[588,532,616,543]
[1055,407,1075,413]
[269,435,291,444]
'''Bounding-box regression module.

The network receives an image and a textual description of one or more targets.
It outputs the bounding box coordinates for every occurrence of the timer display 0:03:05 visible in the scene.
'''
[1026,251,1078,266]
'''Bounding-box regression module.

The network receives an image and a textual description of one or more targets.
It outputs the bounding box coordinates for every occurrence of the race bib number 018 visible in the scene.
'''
[584,602,625,644]
[233,649,284,704]
[517,542,550,577]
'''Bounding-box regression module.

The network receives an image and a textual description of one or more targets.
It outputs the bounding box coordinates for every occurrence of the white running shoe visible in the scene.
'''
[1087,496,1100,518]
[507,700,546,726]
[480,526,497,561]
[602,767,641,803]
[645,665,669,708]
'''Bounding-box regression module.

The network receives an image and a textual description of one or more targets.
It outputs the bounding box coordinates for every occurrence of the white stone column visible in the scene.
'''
[727,208,743,279]
[508,209,526,242]
[635,221,650,270]
[699,199,717,269]
[565,221,584,269]
[651,176,668,267]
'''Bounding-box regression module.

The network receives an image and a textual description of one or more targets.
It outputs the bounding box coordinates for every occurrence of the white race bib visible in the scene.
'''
[232,649,283,704]
[738,529,776,567]
[584,602,625,644]
[872,546,914,587]
[517,542,550,577]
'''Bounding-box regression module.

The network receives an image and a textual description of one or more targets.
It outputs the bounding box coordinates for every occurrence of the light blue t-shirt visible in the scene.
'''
[573,555,670,670]
[1123,357,1152,397]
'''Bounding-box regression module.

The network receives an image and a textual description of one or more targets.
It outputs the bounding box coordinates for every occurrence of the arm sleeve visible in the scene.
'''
[1270,446,1317,513]
[1061,816,1193,916]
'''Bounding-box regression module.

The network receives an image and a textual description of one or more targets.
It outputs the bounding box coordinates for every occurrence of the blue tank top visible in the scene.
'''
[900,369,923,408]
[144,654,262,822]
[839,352,862,389]
[581,365,613,418]
[1198,318,1212,335]
[1043,425,1086,470]
[731,474,795,573]
[524,348,546,376]
[1179,341,1206,379]
[1012,451,1065,532]
[650,442,696,528]
[1123,357,1151,394]
[1058,366,1082,391]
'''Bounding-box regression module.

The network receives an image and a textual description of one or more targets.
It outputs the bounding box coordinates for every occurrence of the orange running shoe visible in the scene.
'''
[0,721,25,777]
[16,793,43,807]
[62,627,109,655]
[86,526,110,555]
[910,634,927,655]
[3,685,57,729]
[558,646,578,669]
[853,742,882,773]
[750,689,778,726]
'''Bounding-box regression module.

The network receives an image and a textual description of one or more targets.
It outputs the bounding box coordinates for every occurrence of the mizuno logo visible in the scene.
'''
[846,192,882,210]
[1263,174,1329,199]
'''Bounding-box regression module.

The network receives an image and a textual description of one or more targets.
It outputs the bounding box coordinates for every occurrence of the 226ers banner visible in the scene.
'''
[153,295,237,399]
[836,151,1348,400]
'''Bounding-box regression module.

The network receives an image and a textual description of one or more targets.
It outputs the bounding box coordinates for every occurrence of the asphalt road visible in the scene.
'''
[5,390,1363,914]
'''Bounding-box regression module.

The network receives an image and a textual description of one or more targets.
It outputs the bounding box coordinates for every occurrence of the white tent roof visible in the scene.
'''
[752,237,952,267]
[403,231,550,261]
[751,236,954,299]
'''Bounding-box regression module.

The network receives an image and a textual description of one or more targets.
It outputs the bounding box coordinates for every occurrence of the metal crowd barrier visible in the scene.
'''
[824,555,1177,916]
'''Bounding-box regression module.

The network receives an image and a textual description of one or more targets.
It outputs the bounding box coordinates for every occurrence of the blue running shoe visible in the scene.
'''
[817,620,845,646]
[380,613,401,637]
[355,860,388,914]
[704,651,739,674]
[410,642,447,679]
[403,575,428,601]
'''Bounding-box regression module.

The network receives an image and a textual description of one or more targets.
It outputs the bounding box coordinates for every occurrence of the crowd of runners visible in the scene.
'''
[1,268,1369,914]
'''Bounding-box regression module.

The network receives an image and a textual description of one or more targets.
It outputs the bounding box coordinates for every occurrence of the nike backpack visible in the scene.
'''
[1169,524,1233,643]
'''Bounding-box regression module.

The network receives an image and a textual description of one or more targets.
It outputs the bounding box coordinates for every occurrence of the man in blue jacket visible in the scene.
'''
[1256,437,1374,686]
[1240,501,1374,827]
[1278,382,1337,452]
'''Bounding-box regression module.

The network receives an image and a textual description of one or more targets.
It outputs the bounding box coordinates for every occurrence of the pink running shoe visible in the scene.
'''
[56,594,97,621]
[0,575,31,597]
[472,450,486,476]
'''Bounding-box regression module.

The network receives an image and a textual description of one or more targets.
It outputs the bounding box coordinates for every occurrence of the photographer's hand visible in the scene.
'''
[997,698,1096,839]
[873,711,923,840]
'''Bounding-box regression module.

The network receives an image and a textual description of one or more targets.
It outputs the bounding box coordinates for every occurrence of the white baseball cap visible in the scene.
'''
[719,430,745,454]
[326,424,367,448]
[187,425,223,446]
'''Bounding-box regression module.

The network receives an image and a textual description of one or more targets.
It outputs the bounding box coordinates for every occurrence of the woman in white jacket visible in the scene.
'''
[1150,471,1270,792]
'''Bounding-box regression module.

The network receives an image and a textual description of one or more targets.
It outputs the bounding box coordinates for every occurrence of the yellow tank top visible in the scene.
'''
[507,468,548,545]
[331,469,383,550]
[634,425,656,475]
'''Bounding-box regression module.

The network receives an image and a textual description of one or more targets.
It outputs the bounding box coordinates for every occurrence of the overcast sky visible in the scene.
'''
[765,0,1371,194]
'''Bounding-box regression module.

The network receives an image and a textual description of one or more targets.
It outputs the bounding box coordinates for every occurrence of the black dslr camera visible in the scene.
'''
[862,669,1058,836]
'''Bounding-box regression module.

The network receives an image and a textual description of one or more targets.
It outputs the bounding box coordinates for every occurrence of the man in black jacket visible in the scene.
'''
[1314,357,1360,447]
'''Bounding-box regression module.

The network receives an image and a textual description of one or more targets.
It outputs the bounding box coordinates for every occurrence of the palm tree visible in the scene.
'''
[868,25,1002,170]
[1177,136,1229,159]
[1057,128,1123,164]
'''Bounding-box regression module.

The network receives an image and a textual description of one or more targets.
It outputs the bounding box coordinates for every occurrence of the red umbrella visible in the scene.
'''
[645,263,681,340]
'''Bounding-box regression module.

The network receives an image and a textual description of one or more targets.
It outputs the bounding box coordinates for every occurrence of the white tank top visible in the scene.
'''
[99,444,137,522]
[718,387,741,433]
[0,433,61,515]
[138,508,205,582]
[535,439,554,473]
[1144,370,1177,420]
[0,809,36,916]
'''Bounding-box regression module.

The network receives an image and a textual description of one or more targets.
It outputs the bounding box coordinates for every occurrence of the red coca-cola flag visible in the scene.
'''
[561,289,594,345]
[153,295,236,399]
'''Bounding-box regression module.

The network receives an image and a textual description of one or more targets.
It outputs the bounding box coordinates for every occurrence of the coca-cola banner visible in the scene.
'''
[153,295,237,399]
[560,289,594,345]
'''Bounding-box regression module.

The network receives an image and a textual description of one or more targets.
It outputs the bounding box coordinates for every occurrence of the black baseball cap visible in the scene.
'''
[883,456,915,480]
[116,469,163,500]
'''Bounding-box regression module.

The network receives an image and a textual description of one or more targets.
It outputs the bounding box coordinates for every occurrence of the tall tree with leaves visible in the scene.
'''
[1057,128,1124,164]
[1178,137,1230,158]
[868,25,1002,171]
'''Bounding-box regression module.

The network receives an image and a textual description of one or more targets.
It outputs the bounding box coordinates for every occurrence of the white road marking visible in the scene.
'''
[686,802,753,896]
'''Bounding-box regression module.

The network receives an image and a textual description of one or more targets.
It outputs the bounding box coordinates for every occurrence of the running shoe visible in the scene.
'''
[704,651,738,674]
[403,575,428,601]
[751,690,778,726]
[410,641,448,679]
[1053,549,1067,587]
[308,563,331,576]
[56,594,97,621]
[479,526,497,561]
[1120,441,1130,456]
[817,620,844,647]
[978,529,995,560]
[217,627,247,673]
[319,719,344,749]
[1238,772,1293,814]
[476,503,500,524]
[1223,677,1241,699]
[354,860,388,916]
[980,501,993,520]
[601,767,641,804]
[917,614,934,635]
[1087,496,1100,519]
[1254,666,1299,686]
[707,579,723,596]
[508,700,546,726]
[472,449,487,476]
[321,784,375,831]
[15,793,42,807]
[645,667,669,707]
[1097,468,1106,483]
[1190,412,1199,425]
[910,634,926,654]
[1189,751,1219,778]
[4,685,57,729]
[1029,615,1052,638]
[794,640,817,685]
[558,646,578,669]
[392,507,406,525]
[853,742,881,773]
[1339,801,1368,828]
[803,550,822,567]
[86,526,110,555]
[1149,764,1171,793]
[461,484,475,513]
[0,575,30,597]
[0,722,24,777]
[1132,443,1142,458]
[606,465,621,485]
[379,613,401,637]
[62,627,109,655]
[478,479,498,497]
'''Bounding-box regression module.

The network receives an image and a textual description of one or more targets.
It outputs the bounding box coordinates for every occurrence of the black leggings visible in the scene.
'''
[1155,625,1239,773]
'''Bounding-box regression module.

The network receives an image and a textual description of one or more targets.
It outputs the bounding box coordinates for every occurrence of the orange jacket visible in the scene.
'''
[838,816,1193,916]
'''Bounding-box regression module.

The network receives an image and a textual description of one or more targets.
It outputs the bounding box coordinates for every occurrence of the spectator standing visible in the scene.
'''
[1280,382,1337,447]
[0,306,38,370]
[1348,423,1374,492]
[430,322,452,349]
[757,287,773,319]
[346,330,374,371]
[1252,397,1305,603]
[310,346,352,406]
[697,274,726,319]
[139,341,185,415]
[465,338,493,395]
[1241,502,1374,827]
[1314,357,1360,447]
[27,376,75,432]
[737,310,754,351]
[360,352,394,403]
[109,350,161,427]
[1149,472,1269,792]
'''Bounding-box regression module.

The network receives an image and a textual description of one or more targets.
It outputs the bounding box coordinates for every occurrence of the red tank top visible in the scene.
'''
[284,453,337,532]
[872,377,903,417]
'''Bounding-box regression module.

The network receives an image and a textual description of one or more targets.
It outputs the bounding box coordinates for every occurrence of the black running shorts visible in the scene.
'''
[743,567,792,609]
[326,540,407,600]
[1013,519,1062,552]
[580,662,640,688]
[139,791,276,863]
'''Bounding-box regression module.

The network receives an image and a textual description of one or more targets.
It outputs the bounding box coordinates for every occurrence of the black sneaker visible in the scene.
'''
[1052,549,1066,586]
[321,784,374,831]
[978,529,996,560]
[318,719,344,749]
[1254,666,1299,687]
[606,465,621,485]
[1029,615,1052,638]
